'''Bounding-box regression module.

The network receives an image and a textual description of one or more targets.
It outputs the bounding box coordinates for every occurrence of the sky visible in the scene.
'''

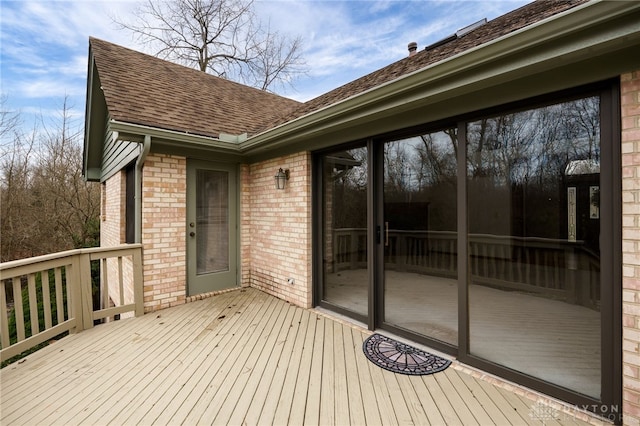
[0,0,531,137]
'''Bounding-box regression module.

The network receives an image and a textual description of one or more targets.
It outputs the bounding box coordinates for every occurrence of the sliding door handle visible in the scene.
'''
[385,221,389,247]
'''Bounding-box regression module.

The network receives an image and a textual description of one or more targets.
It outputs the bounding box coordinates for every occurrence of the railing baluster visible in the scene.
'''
[118,256,125,307]
[27,273,39,336]
[13,277,25,342]
[42,270,52,330]
[101,258,109,311]
[55,267,64,323]
[0,281,10,348]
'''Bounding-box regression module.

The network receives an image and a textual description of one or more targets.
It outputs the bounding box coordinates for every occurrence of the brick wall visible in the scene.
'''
[240,163,251,288]
[101,170,135,312]
[623,70,640,425]
[140,154,187,312]
[244,152,313,308]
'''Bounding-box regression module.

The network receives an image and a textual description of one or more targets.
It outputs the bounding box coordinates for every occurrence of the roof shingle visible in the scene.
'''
[91,0,587,139]
[261,0,588,131]
[90,37,302,139]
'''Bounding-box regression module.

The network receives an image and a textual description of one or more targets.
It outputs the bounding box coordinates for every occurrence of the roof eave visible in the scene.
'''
[240,0,640,158]
[109,120,243,153]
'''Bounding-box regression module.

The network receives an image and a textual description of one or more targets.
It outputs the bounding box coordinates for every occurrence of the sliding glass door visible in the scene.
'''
[320,146,369,318]
[315,82,618,414]
[466,96,602,398]
[381,130,458,346]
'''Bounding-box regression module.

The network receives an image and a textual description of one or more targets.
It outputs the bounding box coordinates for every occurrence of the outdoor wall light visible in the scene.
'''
[275,168,290,190]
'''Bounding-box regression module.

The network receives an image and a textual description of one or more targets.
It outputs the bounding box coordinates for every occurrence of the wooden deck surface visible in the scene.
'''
[1,288,604,425]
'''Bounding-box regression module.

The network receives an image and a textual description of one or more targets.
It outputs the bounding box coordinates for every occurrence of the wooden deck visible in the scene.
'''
[1,288,605,425]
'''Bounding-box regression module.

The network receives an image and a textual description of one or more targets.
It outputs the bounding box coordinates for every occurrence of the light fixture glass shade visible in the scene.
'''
[275,168,287,190]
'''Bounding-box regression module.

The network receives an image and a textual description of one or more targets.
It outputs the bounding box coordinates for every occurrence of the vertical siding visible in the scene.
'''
[101,118,141,182]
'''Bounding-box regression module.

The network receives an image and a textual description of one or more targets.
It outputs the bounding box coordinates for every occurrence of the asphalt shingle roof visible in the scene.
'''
[90,37,302,139]
[262,0,588,131]
[91,0,587,139]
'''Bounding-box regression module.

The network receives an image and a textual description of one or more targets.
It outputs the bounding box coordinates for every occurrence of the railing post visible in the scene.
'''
[79,252,94,331]
[133,247,144,317]
[68,256,83,333]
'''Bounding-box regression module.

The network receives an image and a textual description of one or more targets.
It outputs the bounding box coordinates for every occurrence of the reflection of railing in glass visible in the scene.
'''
[332,228,599,309]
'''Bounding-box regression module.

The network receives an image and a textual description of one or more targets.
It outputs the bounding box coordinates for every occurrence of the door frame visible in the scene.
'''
[186,159,240,296]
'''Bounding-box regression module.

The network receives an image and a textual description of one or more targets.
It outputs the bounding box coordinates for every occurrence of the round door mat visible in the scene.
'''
[363,333,451,376]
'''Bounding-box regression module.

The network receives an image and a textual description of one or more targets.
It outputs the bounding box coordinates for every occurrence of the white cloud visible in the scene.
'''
[15,78,84,99]
[254,0,530,100]
[1,0,532,117]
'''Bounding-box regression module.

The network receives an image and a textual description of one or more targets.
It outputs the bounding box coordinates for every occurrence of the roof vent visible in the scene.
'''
[456,18,487,37]
[408,41,418,56]
[424,17,487,52]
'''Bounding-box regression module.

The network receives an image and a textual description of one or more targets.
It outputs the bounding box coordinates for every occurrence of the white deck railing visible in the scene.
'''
[0,245,143,362]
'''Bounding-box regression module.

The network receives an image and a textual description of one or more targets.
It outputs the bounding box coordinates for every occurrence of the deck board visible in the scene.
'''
[272,308,311,425]
[0,288,600,425]
[253,305,303,425]
[342,325,367,425]
[288,309,318,426]
[303,314,324,426]
[116,289,259,424]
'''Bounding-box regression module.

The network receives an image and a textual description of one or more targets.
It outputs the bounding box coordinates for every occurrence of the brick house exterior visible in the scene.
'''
[85,1,640,423]
[622,70,640,423]
[245,153,313,307]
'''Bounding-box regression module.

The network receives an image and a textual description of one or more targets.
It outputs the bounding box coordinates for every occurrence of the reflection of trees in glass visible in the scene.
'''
[468,96,600,186]
[383,129,458,231]
[468,111,538,186]
[466,96,600,239]
[326,147,368,229]
[384,130,458,193]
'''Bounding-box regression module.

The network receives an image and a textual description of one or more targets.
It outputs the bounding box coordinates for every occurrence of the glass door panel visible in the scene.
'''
[466,96,601,398]
[321,147,369,316]
[196,169,229,274]
[187,161,237,295]
[382,130,458,345]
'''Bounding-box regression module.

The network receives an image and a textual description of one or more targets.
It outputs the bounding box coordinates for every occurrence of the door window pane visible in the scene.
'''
[467,96,601,397]
[196,169,229,274]
[383,130,458,345]
[322,147,368,315]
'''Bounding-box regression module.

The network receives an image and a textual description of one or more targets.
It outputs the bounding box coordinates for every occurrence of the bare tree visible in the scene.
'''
[0,94,21,146]
[114,0,306,92]
[0,98,100,261]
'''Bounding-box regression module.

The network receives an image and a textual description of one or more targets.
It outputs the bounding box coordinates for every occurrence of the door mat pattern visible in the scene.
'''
[363,333,451,376]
